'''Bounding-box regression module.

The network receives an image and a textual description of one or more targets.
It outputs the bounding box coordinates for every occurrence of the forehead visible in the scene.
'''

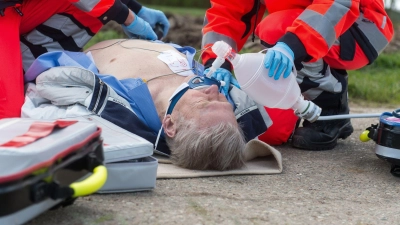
[178,104,238,129]
[175,89,231,112]
[167,77,222,114]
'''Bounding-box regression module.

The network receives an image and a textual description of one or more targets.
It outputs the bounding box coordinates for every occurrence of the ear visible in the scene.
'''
[162,114,177,138]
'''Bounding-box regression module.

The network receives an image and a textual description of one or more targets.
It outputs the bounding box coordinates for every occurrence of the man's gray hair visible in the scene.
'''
[165,116,246,171]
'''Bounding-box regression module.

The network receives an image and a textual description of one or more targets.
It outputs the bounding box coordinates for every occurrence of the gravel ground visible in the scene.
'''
[26,104,400,225]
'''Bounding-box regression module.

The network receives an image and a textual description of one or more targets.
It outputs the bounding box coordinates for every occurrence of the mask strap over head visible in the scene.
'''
[154,83,190,153]
[154,76,225,153]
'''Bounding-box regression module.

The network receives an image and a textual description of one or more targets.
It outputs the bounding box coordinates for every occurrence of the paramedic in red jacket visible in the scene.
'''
[202,0,393,150]
[0,0,169,119]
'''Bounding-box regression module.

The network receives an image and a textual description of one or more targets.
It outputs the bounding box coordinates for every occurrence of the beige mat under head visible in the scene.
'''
[156,139,282,179]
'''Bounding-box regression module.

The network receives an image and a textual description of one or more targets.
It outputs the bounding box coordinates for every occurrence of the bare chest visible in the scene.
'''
[87,39,182,81]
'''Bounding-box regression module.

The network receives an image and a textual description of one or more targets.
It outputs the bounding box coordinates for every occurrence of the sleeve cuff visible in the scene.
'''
[279,32,311,65]
[121,0,142,14]
[98,0,129,24]
[204,59,233,72]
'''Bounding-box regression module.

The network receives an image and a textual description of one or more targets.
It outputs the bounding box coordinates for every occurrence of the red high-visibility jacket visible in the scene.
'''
[202,0,393,69]
[0,0,141,118]
[201,0,393,146]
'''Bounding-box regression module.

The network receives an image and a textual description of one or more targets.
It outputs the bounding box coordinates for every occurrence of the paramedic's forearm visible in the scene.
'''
[124,9,135,26]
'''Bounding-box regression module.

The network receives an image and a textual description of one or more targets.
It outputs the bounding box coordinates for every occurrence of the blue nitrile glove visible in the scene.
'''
[122,13,157,40]
[137,6,170,38]
[263,42,295,80]
[203,68,240,95]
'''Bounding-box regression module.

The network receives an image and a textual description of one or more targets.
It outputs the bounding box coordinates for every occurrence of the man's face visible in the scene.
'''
[172,85,238,129]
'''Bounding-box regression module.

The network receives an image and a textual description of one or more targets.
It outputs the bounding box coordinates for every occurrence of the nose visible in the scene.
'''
[204,85,219,94]
[203,85,220,99]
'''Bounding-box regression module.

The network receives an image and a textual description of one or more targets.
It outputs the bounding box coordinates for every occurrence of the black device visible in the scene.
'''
[153,22,164,40]
[363,109,400,177]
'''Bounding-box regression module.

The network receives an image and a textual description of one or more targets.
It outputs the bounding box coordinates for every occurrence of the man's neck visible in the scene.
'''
[147,74,194,121]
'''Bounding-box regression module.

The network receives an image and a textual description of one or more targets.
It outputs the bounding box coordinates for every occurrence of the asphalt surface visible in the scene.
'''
[27,104,400,225]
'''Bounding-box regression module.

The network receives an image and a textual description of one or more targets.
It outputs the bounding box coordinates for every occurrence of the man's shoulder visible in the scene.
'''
[229,86,272,141]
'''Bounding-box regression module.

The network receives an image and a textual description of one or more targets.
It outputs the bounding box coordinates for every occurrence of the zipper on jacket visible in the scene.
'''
[96,87,109,115]
[252,0,261,42]
[92,79,104,114]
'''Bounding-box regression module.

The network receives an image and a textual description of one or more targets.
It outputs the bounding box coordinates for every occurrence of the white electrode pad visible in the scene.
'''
[157,50,193,76]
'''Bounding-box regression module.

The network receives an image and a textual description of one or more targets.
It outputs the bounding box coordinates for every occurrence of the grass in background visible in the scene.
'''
[348,52,400,107]
[387,9,400,24]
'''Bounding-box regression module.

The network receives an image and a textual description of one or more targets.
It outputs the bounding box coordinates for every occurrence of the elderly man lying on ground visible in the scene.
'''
[22,39,274,171]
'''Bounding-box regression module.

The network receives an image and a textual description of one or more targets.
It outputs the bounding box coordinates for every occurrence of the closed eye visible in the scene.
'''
[193,99,208,109]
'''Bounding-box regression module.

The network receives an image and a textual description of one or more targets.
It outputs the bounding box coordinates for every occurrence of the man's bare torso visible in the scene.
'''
[86,39,189,80]
[85,39,194,120]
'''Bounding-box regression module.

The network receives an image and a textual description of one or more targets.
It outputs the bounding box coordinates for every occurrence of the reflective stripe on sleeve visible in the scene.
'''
[72,0,101,12]
[297,0,352,48]
[25,15,93,49]
[20,14,94,72]
[41,15,93,48]
[201,31,238,52]
[356,14,389,54]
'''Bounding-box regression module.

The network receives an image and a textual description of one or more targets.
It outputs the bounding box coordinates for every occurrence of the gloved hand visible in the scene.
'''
[203,68,240,95]
[122,13,157,40]
[263,42,294,80]
[137,6,170,38]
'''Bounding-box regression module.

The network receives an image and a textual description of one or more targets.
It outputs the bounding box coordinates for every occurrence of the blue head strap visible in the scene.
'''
[166,76,223,115]
[166,86,189,115]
